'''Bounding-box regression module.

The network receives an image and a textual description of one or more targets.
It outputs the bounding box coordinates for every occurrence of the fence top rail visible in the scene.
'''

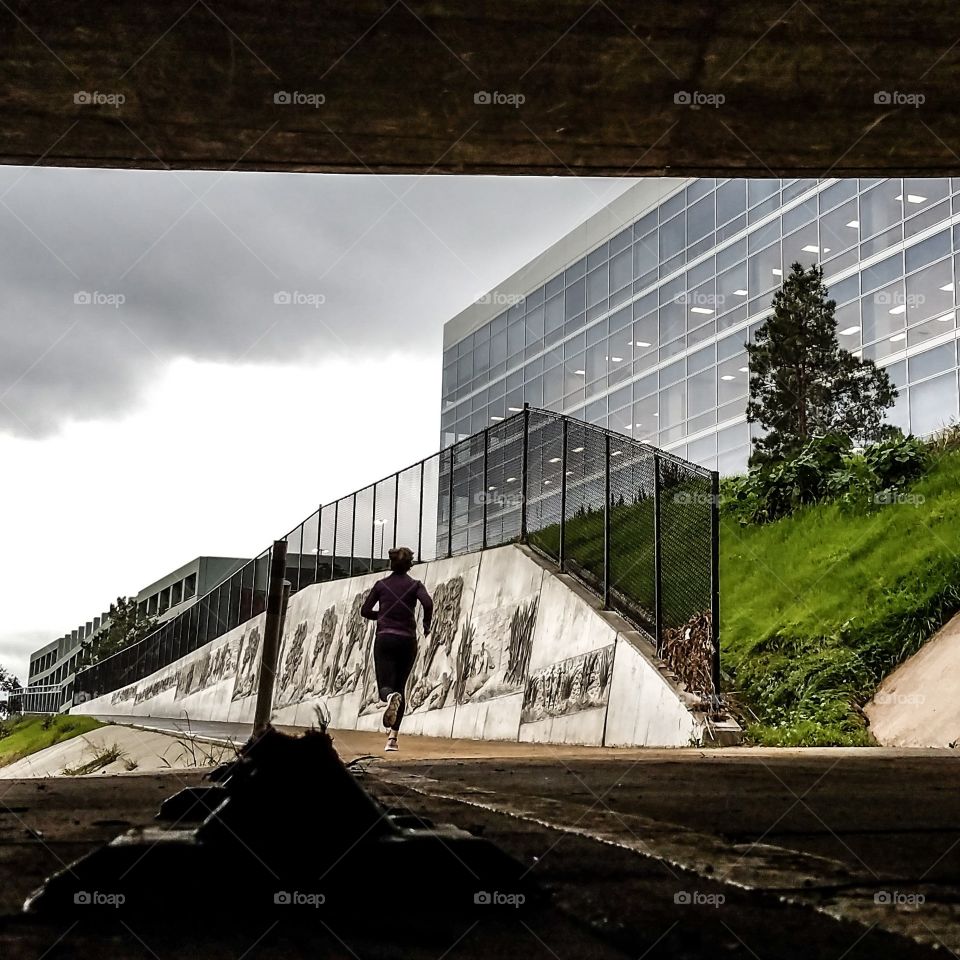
[76,405,713,681]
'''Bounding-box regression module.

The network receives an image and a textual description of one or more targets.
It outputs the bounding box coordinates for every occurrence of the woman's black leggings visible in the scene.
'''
[373,632,417,730]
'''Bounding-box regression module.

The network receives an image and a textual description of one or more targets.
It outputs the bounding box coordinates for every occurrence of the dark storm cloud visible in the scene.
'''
[0,168,628,437]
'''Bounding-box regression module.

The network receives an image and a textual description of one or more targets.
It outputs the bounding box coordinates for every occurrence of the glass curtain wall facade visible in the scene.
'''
[442,178,960,473]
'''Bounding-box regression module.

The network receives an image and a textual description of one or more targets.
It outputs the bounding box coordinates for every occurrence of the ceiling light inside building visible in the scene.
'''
[839,324,861,335]
[490,415,504,421]
[508,406,523,412]
[889,332,907,342]
[733,288,748,296]
[506,477,517,483]
[574,369,585,375]
[573,446,584,453]
[611,450,622,456]
[635,340,652,347]
[739,366,749,372]
[610,356,623,362]
[895,193,926,204]
[888,305,906,315]
[690,306,714,315]
[772,268,783,276]
[846,220,860,228]
[940,282,955,292]
[721,374,736,381]
[549,457,561,463]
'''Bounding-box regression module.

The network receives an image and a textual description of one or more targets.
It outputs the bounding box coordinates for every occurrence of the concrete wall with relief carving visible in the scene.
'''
[73,545,714,747]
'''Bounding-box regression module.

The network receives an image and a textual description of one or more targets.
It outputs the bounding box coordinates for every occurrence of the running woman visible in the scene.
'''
[360,546,433,752]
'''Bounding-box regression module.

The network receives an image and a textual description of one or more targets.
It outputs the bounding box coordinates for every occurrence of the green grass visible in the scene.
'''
[0,714,103,767]
[721,448,960,744]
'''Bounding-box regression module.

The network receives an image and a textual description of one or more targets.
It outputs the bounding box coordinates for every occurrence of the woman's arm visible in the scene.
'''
[417,582,434,636]
[360,582,380,621]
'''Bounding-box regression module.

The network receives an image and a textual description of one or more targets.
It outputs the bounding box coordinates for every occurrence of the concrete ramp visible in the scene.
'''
[73,545,735,747]
[866,611,960,747]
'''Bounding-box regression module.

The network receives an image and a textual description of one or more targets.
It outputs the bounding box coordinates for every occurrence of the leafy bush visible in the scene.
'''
[722,432,928,525]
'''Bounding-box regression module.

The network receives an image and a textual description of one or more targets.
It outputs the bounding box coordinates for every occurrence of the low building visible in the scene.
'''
[23,556,248,712]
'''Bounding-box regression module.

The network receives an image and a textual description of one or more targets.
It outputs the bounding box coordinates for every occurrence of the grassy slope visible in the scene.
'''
[721,449,960,744]
[0,714,102,767]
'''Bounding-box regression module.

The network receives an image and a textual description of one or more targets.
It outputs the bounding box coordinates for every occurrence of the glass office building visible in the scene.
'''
[441,177,960,473]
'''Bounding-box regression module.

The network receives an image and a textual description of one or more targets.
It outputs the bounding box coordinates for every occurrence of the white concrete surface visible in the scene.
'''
[0,723,234,778]
[866,611,960,747]
[73,545,722,747]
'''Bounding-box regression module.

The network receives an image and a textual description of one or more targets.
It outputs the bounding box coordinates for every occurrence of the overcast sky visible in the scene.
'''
[0,166,634,682]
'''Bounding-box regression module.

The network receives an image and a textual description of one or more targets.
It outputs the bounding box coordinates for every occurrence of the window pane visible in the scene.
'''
[820,199,859,259]
[688,194,715,242]
[860,182,902,238]
[748,242,782,296]
[717,180,747,224]
[862,281,906,344]
[906,259,953,324]
[910,373,958,435]
[688,367,717,416]
[660,213,685,260]
[610,247,632,292]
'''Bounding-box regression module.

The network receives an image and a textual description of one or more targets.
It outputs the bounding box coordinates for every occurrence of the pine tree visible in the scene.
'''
[746,262,898,465]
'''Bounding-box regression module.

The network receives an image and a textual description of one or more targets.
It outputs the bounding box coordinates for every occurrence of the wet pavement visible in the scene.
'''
[1,722,958,957]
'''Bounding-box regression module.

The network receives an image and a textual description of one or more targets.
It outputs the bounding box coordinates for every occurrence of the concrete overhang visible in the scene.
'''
[2,2,959,177]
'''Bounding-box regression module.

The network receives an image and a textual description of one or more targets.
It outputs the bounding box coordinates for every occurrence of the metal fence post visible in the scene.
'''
[417,459,425,562]
[603,432,611,608]
[559,417,568,571]
[253,540,289,737]
[392,471,399,553]
[710,469,721,697]
[447,445,455,558]
[330,500,338,580]
[520,403,530,541]
[653,453,663,654]
[315,505,322,583]
[482,428,489,549]
[349,493,357,577]
[371,484,378,569]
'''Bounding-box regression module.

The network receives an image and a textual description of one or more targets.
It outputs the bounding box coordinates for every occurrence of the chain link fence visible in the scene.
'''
[71,406,719,705]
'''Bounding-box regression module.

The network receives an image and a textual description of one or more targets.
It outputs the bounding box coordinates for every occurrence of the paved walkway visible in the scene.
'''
[4,719,960,956]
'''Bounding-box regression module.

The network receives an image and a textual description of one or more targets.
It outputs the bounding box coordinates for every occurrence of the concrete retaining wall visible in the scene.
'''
[72,545,722,747]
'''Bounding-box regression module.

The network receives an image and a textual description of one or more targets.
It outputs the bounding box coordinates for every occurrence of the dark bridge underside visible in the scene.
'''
[2,1,960,178]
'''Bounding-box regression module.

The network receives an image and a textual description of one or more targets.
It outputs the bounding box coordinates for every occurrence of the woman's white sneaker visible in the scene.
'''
[382,692,402,729]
